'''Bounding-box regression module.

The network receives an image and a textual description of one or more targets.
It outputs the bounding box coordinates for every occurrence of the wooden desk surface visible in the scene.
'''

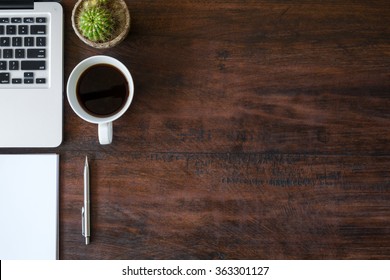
[2,0,389,259]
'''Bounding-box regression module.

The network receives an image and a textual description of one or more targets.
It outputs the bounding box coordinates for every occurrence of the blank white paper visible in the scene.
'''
[0,154,59,260]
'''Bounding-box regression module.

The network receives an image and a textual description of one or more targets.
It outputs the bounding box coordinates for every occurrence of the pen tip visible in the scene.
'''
[85,156,88,164]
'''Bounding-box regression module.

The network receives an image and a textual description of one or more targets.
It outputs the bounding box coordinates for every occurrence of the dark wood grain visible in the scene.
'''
[1,0,389,259]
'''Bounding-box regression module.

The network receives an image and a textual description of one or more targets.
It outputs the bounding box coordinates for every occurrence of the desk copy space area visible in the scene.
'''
[1,0,390,260]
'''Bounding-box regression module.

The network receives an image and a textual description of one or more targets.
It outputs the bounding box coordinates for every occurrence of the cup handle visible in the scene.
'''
[98,122,113,145]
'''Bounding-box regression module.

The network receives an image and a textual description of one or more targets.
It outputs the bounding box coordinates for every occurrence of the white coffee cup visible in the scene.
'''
[67,56,134,145]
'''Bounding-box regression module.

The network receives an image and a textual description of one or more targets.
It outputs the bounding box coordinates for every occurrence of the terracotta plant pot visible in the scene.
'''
[71,0,130,49]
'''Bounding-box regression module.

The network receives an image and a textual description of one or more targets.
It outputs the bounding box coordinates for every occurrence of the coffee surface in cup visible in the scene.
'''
[76,64,129,117]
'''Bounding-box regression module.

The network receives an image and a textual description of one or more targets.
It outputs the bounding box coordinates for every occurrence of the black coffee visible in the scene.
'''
[77,64,129,117]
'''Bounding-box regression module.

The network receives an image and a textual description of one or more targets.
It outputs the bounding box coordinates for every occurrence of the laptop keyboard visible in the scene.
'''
[0,16,48,88]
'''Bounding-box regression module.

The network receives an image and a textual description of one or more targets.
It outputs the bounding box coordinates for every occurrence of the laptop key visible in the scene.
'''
[15,49,25,58]
[24,17,34,23]
[11,18,22,23]
[0,73,10,84]
[0,61,6,70]
[36,17,46,23]
[9,61,19,70]
[3,49,12,58]
[36,78,46,84]
[12,78,22,84]
[6,25,16,35]
[0,37,10,46]
[36,37,46,46]
[18,25,28,35]
[24,37,34,46]
[27,49,46,58]
[21,61,46,70]
[31,25,46,35]
[12,37,22,47]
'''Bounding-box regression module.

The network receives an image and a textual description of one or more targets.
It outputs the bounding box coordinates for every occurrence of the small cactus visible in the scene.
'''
[78,5,115,42]
[73,0,129,47]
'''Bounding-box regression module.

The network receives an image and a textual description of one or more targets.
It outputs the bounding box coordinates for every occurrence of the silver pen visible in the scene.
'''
[82,156,90,245]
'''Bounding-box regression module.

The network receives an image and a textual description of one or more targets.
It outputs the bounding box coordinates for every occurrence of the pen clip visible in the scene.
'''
[81,207,85,236]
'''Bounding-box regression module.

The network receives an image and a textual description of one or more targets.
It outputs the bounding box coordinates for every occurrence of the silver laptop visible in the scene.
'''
[0,0,63,147]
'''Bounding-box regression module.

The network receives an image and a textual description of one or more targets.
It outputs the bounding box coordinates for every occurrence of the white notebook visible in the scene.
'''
[0,154,59,260]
